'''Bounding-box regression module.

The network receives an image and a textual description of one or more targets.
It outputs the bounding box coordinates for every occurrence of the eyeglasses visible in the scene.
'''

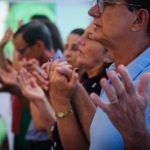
[96,0,142,13]
[16,45,30,54]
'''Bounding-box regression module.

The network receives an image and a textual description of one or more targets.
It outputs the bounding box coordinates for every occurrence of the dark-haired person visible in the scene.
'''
[30,14,51,23]
[30,14,64,60]
[14,22,55,150]
[13,21,54,62]
[48,22,112,149]
[77,22,112,96]
[0,21,55,150]
[64,28,85,69]
[86,0,150,149]
[47,28,85,150]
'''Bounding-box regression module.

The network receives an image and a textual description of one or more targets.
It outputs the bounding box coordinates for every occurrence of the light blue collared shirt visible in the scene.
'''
[90,47,150,150]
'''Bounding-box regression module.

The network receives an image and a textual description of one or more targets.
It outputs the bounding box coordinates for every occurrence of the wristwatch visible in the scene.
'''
[56,109,73,118]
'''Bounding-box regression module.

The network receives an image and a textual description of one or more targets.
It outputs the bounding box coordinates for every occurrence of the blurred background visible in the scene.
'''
[0,0,93,149]
[0,0,93,59]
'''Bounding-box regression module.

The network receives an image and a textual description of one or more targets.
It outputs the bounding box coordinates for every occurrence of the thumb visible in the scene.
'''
[90,92,108,113]
[29,77,37,88]
[69,69,78,88]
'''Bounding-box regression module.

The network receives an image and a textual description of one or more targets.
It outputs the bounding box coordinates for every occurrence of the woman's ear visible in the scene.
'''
[104,51,113,64]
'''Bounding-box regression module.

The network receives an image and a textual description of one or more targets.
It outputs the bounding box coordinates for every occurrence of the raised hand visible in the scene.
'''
[0,28,13,70]
[0,28,13,48]
[18,68,47,104]
[0,64,18,87]
[21,59,48,90]
[91,65,150,149]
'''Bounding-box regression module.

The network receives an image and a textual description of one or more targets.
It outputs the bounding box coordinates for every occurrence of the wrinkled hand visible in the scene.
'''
[42,59,73,79]
[18,68,47,104]
[49,60,78,107]
[91,65,150,148]
[21,59,48,90]
[21,58,40,73]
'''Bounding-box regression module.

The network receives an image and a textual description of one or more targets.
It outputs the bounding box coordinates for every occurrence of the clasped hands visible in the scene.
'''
[18,58,78,110]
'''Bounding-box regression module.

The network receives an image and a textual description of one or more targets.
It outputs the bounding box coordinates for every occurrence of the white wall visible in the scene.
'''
[56,0,92,42]
[0,1,9,40]
[0,93,13,150]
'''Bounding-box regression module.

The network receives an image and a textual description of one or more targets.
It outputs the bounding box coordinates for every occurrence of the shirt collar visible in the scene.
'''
[106,47,150,80]
[126,47,150,80]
